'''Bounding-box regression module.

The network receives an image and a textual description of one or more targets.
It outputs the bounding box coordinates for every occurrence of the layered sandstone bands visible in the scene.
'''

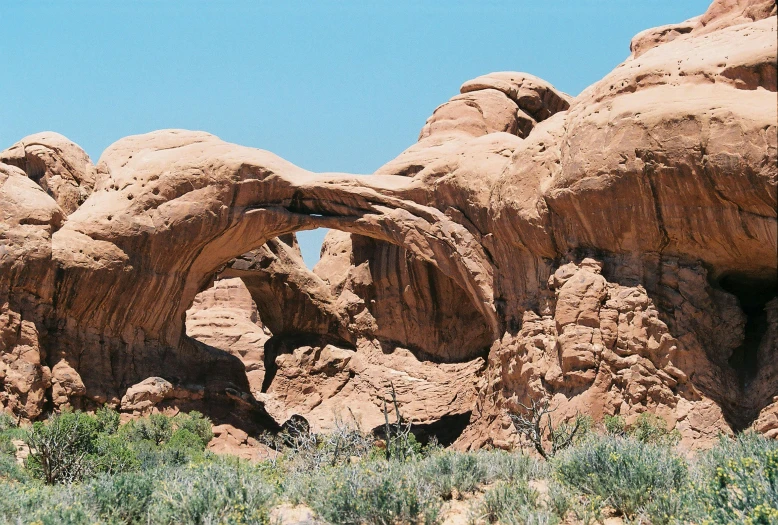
[1,0,776,447]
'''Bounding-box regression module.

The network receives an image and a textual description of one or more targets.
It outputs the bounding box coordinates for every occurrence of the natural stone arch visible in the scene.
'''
[46,131,497,399]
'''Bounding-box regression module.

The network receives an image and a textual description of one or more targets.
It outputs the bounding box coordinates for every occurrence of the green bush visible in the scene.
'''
[160,428,209,466]
[95,406,121,435]
[408,449,535,501]
[4,405,778,525]
[24,411,101,484]
[0,482,96,524]
[167,428,207,452]
[0,413,27,458]
[0,433,16,457]
[547,481,574,521]
[147,459,276,524]
[173,411,213,448]
[20,410,215,485]
[601,413,679,444]
[690,432,778,524]
[90,471,155,524]
[93,432,141,474]
[0,452,29,483]
[0,413,17,433]
[478,449,538,483]
[553,434,687,517]
[419,450,487,497]
[629,412,681,445]
[473,481,558,525]
[287,449,536,524]
[288,461,440,525]
[129,438,192,470]
[121,413,173,445]
[603,415,626,436]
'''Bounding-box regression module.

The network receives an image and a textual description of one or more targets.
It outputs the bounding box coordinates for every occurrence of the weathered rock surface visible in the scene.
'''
[207,423,276,461]
[0,0,775,448]
[0,132,96,215]
[186,277,270,395]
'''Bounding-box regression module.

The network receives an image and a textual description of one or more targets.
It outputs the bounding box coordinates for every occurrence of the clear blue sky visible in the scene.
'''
[2,1,711,268]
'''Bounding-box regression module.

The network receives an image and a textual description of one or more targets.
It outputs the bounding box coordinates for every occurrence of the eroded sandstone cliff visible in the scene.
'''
[1,0,775,448]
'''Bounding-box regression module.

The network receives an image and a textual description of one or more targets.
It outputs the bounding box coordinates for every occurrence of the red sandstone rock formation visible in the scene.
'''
[0,0,775,447]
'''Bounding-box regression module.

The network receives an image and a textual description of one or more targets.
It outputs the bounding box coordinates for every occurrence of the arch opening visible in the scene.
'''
[296,228,330,270]
[185,227,492,442]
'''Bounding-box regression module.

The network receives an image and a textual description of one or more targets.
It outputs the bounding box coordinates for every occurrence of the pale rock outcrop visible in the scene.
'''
[459,258,734,450]
[263,341,481,441]
[313,230,353,294]
[120,377,204,414]
[120,377,175,413]
[50,360,86,410]
[204,230,489,435]
[223,238,349,342]
[0,132,96,215]
[186,278,270,394]
[753,398,778,439]
[0,163,61,420]
[208,423,275,460]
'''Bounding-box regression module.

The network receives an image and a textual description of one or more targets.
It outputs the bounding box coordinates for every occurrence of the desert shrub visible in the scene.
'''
[20,410,214,484]
[0,412,23,458]
[547,481,574,521]
[322,423,375,466]
[90,471,155,524]
[418,450,487,497]
[689,432,778,524]
[509,398,589,459]
[287,450,535,524]
[173,411,213,448]
[629,412,681,445]
[158,428,210,467]
[8,404,778,525]
[94,406,121,435]
[128,438,200,470]
[384,428,424,462]
[167,428,208,452]
[409,449,530,500]
[0,482,95,524]
[121,413,173,445]
[601,413,680,444]
[478,449,538,484]
[24,411,101,484]
[0,452,29,483]
[287,460,440,525]
[127,438,167,470]
[638,487,699,525]
[147,459,276,524]
[603,415,626,436]
[0,414,16,433]
[92,432,141,474]
[269,413,378,473]
[0,433,16,458]
[473,481,558,525]
[553,434,687,517]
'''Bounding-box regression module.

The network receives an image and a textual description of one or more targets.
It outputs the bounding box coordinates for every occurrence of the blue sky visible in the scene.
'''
[2,1,711,267]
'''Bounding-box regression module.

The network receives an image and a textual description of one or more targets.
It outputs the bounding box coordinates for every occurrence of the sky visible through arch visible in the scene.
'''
[2,0,711,268]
